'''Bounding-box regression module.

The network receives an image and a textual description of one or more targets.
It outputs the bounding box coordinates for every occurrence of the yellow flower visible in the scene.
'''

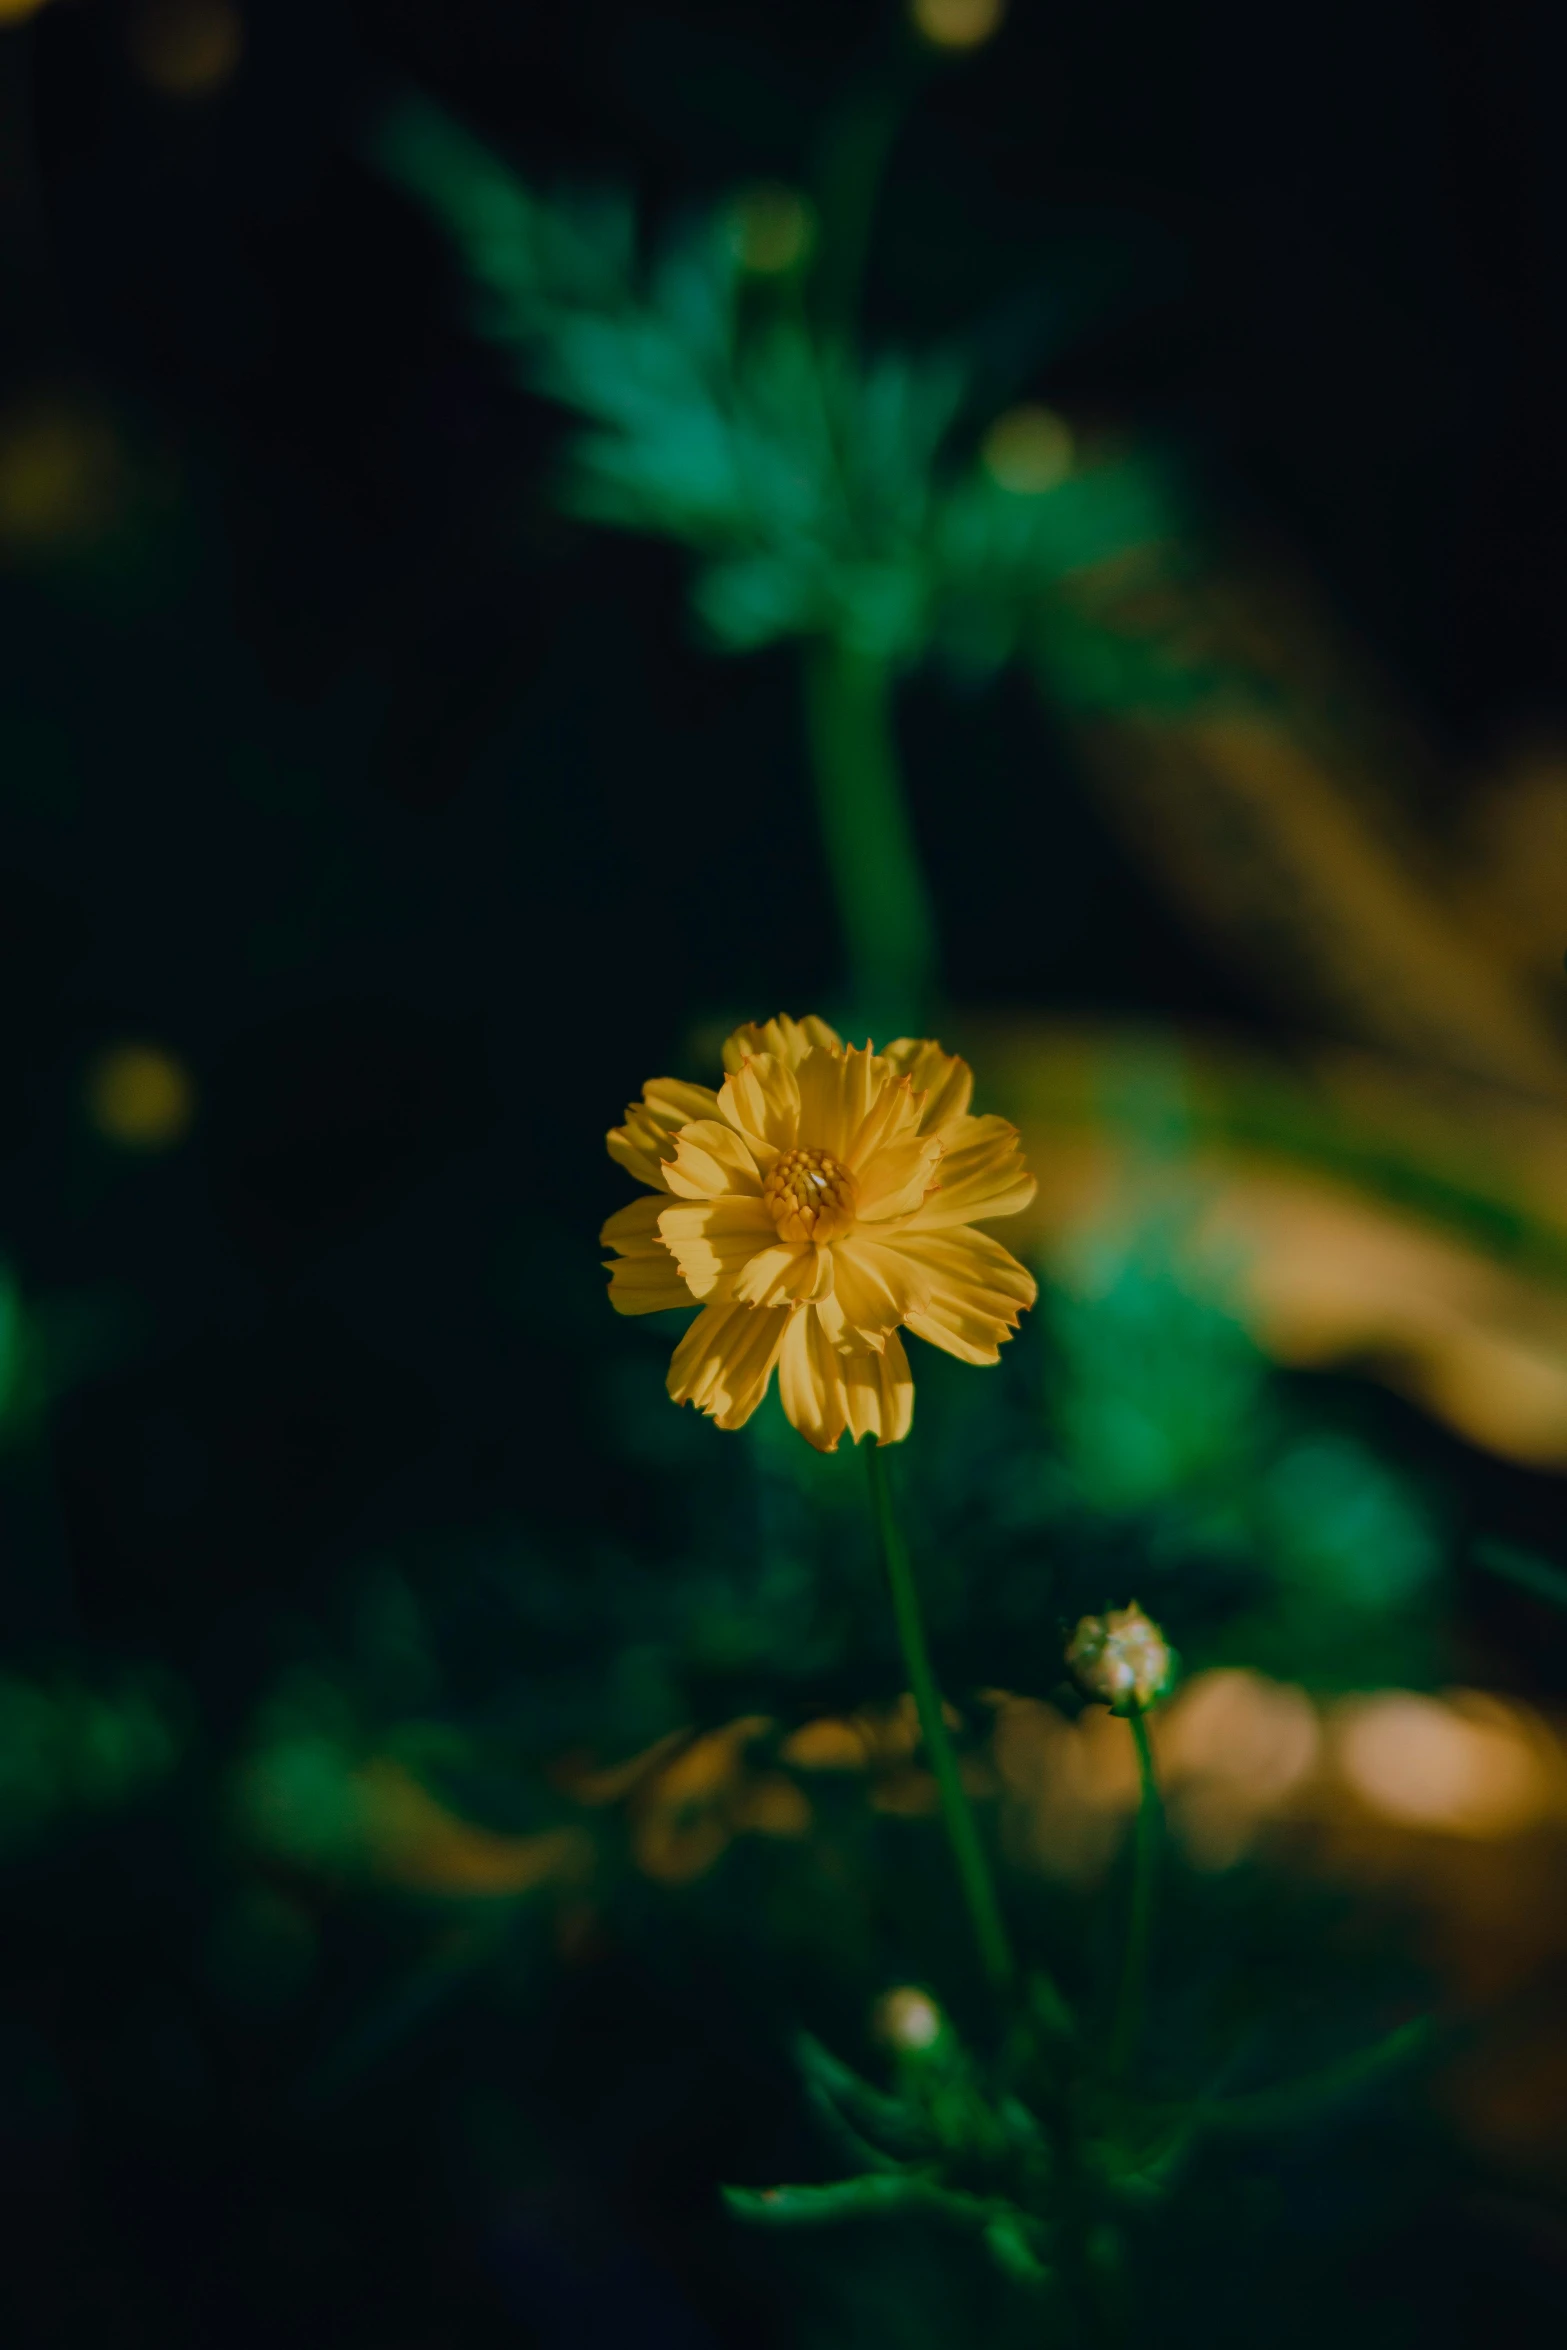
[602,1015,1038,1451]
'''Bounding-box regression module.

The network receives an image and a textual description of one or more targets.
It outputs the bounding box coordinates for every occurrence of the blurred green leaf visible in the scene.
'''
[1474,1537,1567,1612]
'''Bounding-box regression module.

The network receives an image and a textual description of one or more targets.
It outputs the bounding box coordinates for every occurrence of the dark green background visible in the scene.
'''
[4,2,1567,2342]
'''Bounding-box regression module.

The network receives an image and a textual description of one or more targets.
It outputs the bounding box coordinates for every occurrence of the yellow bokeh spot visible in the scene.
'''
[86,1044,196,1150]
[731,183,816,277]
[910,0,1007,51]
[0,0,55,25]
[127,0,244,96]
[1335,1691,1553,1838]
[982,404,1074,496]
[0,406,120,549]
[1159,1671,1321,1871]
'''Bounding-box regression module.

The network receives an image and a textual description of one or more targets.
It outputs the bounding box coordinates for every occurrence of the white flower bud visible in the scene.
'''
[1066,1603,1173,1714]
[873,1985,944,2052]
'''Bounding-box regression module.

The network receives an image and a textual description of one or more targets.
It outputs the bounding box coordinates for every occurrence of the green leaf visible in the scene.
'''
[722,2173,1028,2236]
[794,2033,938,2163]
[1475,1537,1567,1612]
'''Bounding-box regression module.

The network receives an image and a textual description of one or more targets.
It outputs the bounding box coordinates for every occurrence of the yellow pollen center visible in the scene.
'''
[763,1147,857,1245]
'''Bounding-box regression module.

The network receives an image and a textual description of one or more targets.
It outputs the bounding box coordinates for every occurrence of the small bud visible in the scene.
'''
[730,183,816,277]
[981,404,1073,496]
[1066,1603,1173,1714]
[873,1985,944,2052]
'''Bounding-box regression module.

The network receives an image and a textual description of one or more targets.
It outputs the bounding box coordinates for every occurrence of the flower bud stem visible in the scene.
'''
[1111,1705,1162,2082]
[803,637,939,1039]
[806,79,903,350]
[864,1438,1015,2005]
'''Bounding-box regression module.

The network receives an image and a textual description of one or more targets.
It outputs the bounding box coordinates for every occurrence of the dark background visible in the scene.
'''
[4,1,1567,2342]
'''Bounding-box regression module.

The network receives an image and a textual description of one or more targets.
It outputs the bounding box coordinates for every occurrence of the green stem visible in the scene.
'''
[1125,2015,1436,2138]
[1111,1707,1161,2082]
[803,635,938,1038]
[807,80,903,349]
[864,1438,1014,2004]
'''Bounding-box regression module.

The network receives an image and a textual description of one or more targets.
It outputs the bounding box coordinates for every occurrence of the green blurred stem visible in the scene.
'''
[803,636,938,1037]
[1128,2015,1436,2139]
[1111,1707,1162,2081]
[808,81,903,346]
[864,1439,1014,2005]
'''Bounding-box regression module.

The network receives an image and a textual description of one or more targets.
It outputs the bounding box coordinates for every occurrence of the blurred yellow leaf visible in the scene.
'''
[355,1759,592,1897]
[977,1019,1567,1465]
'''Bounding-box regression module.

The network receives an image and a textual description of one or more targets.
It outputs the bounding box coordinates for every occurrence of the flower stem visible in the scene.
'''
[803,635,938,1039]
[864,1438,1014,2005]
[807,79,903,350]
[806,29,929,350]
[1111,1706,1162,2082]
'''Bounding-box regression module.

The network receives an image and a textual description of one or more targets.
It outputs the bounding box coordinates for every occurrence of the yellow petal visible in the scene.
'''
[795,1039,880,1159]
[905,1114,1036,1229]
[668,1301,790,1428]
[843,1070,925,1171]
[778,1307,848,1450]
[600,1194,664,1252]
[830,1236,930,1349]
[662,1117,764,1199]
[658,1196,775,1300]
[602,1194,693,1314]
[780,1312,915,1451]
[843,1330,914,1445]
[735,1242,835,1307]
[887,1225,1037,1363]
[605,1249,692,1313]
[718,1052,800,1155]
[854,1133,943,1223]
[881,1039,974,1137]
[813,1289,850,1350]
[722,1014,843,1073]
[608,1077,721,1189]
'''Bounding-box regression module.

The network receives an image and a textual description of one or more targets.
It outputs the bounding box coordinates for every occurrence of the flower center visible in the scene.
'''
[763,1147,857,1245]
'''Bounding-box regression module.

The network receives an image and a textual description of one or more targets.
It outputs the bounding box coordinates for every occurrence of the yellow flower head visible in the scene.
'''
[602,1015,1037,1452]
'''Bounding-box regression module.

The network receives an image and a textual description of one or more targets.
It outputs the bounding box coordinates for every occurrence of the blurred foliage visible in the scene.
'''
[374,97,1195,697]
[1477,1538,1567,1615]
[727,1988,1434,2347]
[0,1666,180,1851]
[214,1206,1455,1905]
[1042,1218,1444,1688]
[0,1260,142,1444]
[7,2,1567,2342]
[982,1019,1567,1468]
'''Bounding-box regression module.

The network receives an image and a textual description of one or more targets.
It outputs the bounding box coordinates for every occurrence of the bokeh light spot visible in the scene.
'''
[1161,1671,1321,1870]
[1335,1691,1551,1837]
[910,0,1007,52]
[731,183,816,276]
[127,0,244,96]
[982,404,1074,495]
[86,1044,196,1150]
[0,405,121,549]
[0,0,54,24]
